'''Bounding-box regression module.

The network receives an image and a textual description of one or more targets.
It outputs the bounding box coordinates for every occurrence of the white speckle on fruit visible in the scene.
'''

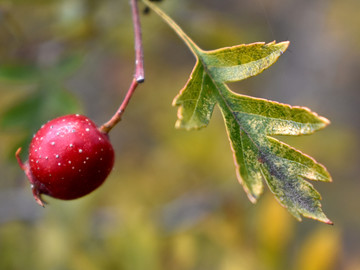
[51,142,55,146]
[45,156,48,160]
[86,157,89,160]
[50,125,53,129]
[101,148,104,152]
[31,159,34,162]
[100,158,103,161]
[85,128,90,132]
[83,161,86,164]
[40,137,43,140]
[79,169,82,172]
[58,163,61,166]
[62,119,66,122]
[37,167,40,170]
[79,149,83,153]
[76,114,79,117]
[72,129,76,133]
[68,161,71,164]
[49,174,51,177]
[56,132,60,136]
[56,155,59,158]
[72,166,75,170]
[98,137,102,141]
[70,144,74,148]
[34,149,37,152]
[36,160,39,163]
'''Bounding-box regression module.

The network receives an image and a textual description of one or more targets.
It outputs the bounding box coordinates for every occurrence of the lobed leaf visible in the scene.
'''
[144,0,332,224]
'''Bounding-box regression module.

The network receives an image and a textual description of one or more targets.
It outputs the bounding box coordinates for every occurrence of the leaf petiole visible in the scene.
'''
[141,0,202,55]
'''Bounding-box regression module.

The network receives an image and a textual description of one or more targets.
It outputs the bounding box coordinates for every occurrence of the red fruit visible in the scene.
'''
[16,114,115,206]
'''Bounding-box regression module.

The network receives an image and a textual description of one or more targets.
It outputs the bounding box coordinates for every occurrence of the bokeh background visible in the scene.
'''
[0,0,359,269]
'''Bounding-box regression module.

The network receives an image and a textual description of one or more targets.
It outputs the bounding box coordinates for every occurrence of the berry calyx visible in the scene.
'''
[16,114,115,206]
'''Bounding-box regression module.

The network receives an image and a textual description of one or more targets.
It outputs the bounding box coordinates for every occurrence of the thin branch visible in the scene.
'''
[132,0,145,83]
[99,0,144,133]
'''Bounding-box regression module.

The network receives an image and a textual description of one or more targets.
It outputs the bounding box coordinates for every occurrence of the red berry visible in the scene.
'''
[16,114,115,206]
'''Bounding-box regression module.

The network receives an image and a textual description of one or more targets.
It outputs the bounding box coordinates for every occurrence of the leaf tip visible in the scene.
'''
[316,215,334,225]
[271,40,290,55]
[319,115,331,126]
[326,219,334,225]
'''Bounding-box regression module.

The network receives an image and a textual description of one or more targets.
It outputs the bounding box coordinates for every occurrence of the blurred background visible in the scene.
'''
[0,0,359,269]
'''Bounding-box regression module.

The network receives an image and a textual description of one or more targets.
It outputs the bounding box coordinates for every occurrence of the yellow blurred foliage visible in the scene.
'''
[294,227,341,270]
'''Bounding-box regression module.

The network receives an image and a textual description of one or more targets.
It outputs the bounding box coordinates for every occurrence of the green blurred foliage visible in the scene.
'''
[0,0,359,269]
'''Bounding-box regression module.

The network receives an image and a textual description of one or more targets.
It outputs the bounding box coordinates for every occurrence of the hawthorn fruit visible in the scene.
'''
[16,114,115,206]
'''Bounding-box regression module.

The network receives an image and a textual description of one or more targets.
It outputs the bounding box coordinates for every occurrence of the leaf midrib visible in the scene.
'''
[197,52,269,164]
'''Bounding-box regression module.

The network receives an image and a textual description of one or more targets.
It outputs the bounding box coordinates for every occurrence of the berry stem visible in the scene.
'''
[99,78,139,133]
[99,0,144,134]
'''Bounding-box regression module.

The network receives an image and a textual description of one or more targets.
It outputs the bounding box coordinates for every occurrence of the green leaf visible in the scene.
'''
[144,0,332,224]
